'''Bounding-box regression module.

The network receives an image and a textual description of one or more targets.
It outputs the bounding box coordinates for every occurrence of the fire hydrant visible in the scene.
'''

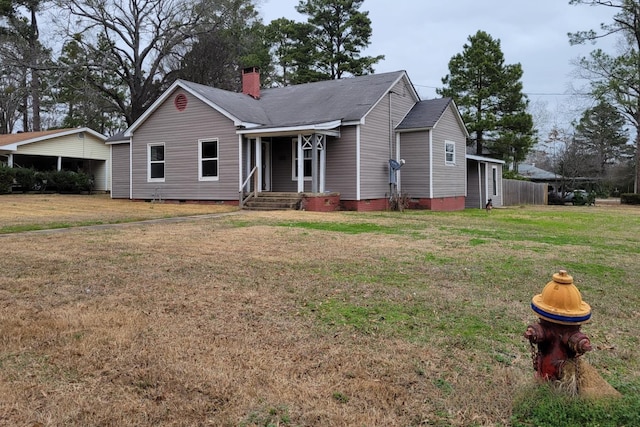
[524,270,592,381]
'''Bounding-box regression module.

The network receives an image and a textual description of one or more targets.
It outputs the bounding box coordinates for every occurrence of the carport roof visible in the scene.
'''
[0,128,106,151]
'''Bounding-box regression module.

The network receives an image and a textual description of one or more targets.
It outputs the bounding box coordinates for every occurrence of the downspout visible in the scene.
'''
[109,146,113,198]
[238,135,243,195]
[477,162,482,209]
[396,133,401,191]
[356,125,361,201]
[429,130,433,199]
[129,138,132,199]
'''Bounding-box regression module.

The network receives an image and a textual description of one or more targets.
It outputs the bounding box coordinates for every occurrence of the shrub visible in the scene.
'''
[48,170,92,193]
[621,193,640,205]
[33,171,51,193]
[0,164,16,194]
[13,168,37,192]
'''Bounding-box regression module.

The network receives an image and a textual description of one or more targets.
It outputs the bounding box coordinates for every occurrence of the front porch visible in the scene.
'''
[239,131,340,210]
[241,191,341,211]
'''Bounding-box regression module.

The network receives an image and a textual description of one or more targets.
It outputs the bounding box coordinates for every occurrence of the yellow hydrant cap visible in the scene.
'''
[531,270,592,325]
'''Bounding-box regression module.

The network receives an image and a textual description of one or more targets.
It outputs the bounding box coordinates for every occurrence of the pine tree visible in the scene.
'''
[574,101,629,177]
[438,30,536,165]
[569,0,640,193]
[269,0,383,83]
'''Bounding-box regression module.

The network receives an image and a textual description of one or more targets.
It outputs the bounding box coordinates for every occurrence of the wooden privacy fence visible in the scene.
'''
[503,179,548,206]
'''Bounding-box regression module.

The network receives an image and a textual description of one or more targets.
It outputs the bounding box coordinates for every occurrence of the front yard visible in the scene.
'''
[1,195,639,426]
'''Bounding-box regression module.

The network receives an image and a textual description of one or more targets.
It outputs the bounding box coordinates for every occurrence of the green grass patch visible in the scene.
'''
[276,221,405,235]
[511,383,640,427]
[0,221,105,234]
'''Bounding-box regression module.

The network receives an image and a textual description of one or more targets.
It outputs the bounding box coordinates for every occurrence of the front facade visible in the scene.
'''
[0,128,110,192]
[113,70,493,211]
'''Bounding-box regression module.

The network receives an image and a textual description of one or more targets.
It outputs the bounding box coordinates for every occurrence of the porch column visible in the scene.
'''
[244,138,251,192]
[297,134,304,193]
[316,134,326,193]
[57,156,62,171]
[477,162,482,209]
[484,163,490,207]
[255,137,262,193]
[320,142,326,193]
[311,133,319,193]
[7,154,13,167]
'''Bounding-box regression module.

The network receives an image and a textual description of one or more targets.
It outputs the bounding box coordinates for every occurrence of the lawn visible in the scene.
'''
[0,195,639,426]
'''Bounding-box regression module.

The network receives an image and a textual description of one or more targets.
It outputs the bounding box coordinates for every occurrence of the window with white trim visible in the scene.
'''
[148,143,165,182]
[199,138,219,181]
[492,166,498,196]
[291,140,312,180]
[445,141,455,165]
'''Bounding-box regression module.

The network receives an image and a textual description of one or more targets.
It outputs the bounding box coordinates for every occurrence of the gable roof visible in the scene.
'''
[125,71,416,136]
[396,98,469,136]
[0,128,106,151]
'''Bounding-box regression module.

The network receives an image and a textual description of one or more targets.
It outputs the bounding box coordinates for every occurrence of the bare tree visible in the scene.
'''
[54,0,241,126]
[569,0,640,192]
[1,0,50,131]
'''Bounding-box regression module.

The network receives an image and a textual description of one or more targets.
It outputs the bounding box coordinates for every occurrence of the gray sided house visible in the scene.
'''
[111,69,489,211]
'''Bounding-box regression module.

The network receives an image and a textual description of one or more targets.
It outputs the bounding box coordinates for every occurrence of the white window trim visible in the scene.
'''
[492,165,498,196]
[445,140,456,166]
[147,143,165,182]
[198,138,220,181]
[291,139,312,181]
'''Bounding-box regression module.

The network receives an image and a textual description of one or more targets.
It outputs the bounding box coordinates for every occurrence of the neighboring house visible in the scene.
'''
[111,68,498,211]
[518,163,560,192]
[0,128,110,192]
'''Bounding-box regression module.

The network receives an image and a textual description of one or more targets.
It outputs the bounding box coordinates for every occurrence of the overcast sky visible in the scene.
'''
[258,0,618,130]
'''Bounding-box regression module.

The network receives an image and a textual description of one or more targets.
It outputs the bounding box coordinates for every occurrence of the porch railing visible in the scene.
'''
[240,165,258,207]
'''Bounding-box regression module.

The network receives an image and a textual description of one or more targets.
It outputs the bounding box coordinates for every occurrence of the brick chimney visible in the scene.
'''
[242,67,260,99]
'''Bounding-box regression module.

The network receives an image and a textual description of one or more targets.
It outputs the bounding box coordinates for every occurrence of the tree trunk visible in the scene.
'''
[635,130,640,193]
[29,6,41,131]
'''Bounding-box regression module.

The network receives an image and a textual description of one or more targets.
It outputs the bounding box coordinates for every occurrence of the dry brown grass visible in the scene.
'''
[1,196,637,426]
[0,194,238,229]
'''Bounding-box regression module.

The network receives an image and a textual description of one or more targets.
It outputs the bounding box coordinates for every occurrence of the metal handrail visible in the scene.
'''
[240,166,258,207]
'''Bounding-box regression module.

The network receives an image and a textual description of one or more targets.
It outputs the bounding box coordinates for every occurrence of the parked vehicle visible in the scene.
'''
[548,190,594,206]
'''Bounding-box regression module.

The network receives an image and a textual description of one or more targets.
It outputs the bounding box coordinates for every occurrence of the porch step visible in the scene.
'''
[243,192,303,210]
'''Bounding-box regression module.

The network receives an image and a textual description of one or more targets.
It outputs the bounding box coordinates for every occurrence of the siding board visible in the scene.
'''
[398,131,430,198]
[111,144,130,198]
[360,79,417,200]
[431,105,466,197]
[131,88,239,201]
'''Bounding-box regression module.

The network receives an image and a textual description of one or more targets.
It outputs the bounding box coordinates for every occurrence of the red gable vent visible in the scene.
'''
[174,93,188,111]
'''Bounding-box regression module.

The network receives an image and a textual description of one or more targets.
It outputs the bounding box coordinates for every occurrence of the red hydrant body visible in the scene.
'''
[524,271,592,381]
